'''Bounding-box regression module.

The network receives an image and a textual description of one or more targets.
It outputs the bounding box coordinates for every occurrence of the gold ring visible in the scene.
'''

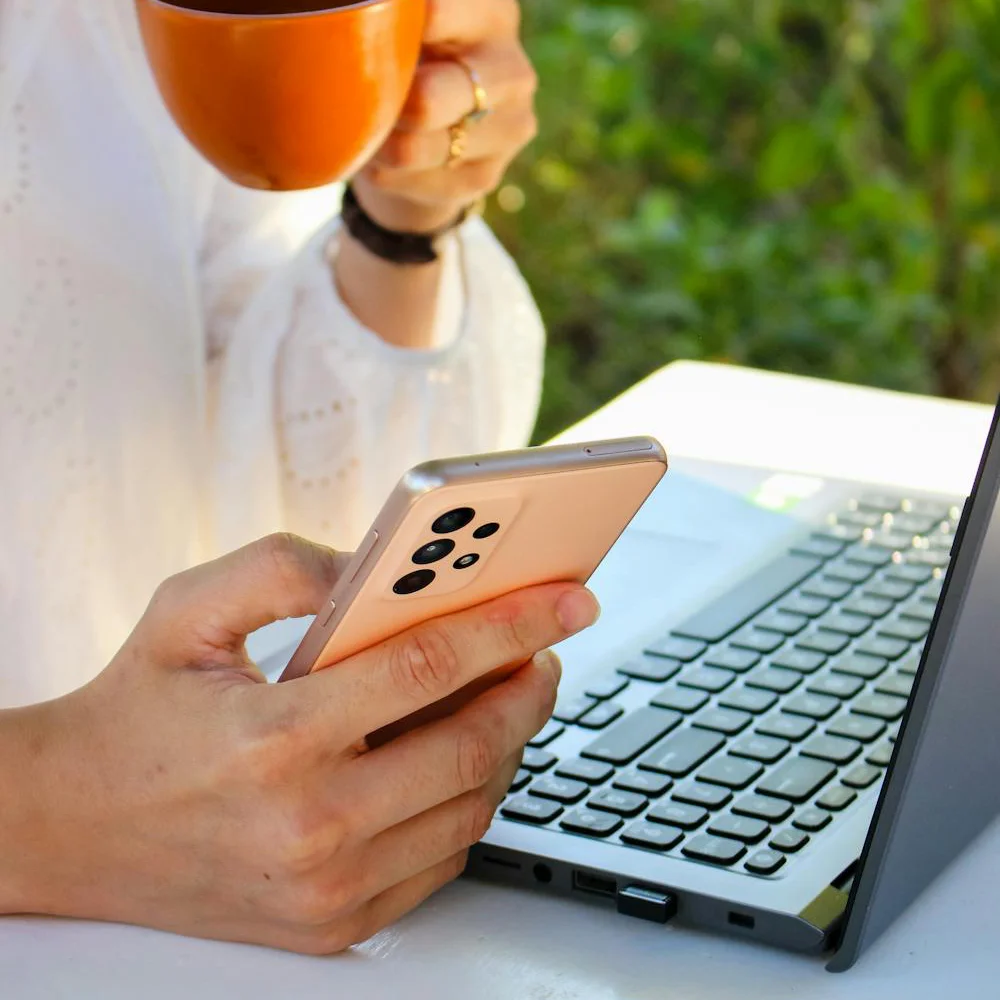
[446,120,468,168]
[454,57,491,125]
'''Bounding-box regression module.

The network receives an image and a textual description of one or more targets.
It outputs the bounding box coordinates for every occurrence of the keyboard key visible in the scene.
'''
[755,610,809,636]
[584,673,629,700]
[521,749,557,773]
[890,512,939,534]
[897,651,922,676]
[902,498,955,519]
[757,757,836,803]
[924,576,946,600]
[704,647,761,673]
[672,553,822,643]
[843,764,882,789]
[556,758,614,785]
[815,523,865,543]
[588,789,648,818]
[745,849,786,876]
[621,821,683,852]
[732,795,792,823]
[582,707,682,766]
[553,696,598,724]
[730,628,785,654]
[844,544,893,568]
[875,673,914,699]
[843,595,894,619]
[640,729,725,778]
[708,814,771,844]
[502,796,562,825]
[618,657,681,683]
[856,493,903,514]
[645,636,708,662]
[852,693,908,722]
[747,668,801,694]
[826,715,886,743]
[770,829,810,853]
[889,723,902,742]
[648,801,709,830]
[614,770,672,797]
[719,687,778,715]
[806,673,865,700]
[650,687,709,714]
[783,693,840,721]
[771,648,827,674]
[779,594,832,619]
[794,808,832,832]
[856,636,910,660]
[692,707,751,735]
[825,560,874,585]
[801,734,862,765]
[904,549,950,568]
[578,703,625,730]
[560,808,622,838]
[833,653,888,680]
[817,786,858,811]
[867,530,919,552]
[797,629,851,656]
[837,510,884,529]
[900,600,937,624]
[802,577,854,601]
[865,579,915,602]
[815,611,873,638]
[866,743,894,768]
[730,735,790,764]
[885,563,934,585]
[528,720,565,748]
[673,782,733,809]
[878,619,929,643]
[697,757,763,790]
[756,714,816,742]
[791,536,847,560]
[678,666,737,693]
[682,834,747,866]
[510,769,531,792]
[529,776,589,805]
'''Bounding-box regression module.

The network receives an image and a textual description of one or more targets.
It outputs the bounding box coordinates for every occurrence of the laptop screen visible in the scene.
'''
[829,398,1000,971]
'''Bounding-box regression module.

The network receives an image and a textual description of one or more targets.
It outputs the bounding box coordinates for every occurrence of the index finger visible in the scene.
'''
[286,583,599,745]
[423,0,521,50]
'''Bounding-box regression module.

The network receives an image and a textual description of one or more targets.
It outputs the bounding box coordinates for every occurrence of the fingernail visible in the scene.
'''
[533,648,563,684]
[556,588,601,635]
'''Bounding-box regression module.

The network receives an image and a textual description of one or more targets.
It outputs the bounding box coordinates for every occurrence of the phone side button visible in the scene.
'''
[348,530,381,584]
[319,601,338,629]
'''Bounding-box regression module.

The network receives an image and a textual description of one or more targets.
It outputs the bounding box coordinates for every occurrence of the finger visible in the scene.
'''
[286,583,592,744]
[360,157,512,211]
[422,0,521,49]
[337,654,559,835]
[350,752,519,900]
[145,534,346,655]
[337,851,469,951]
[373,109,537,173]
[398,47,536,133]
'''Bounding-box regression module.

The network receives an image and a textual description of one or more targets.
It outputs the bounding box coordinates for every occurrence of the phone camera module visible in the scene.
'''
[454,553,480,571]
[393,569,436,596]
[432,507,476,535]
[473,522,500,540]
[412,539,456,565]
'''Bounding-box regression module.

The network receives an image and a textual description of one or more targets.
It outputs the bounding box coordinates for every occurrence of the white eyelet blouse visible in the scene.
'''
[0,0,545,707]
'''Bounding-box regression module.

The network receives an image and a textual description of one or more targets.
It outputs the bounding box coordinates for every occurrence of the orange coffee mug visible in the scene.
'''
[135,0,427,191]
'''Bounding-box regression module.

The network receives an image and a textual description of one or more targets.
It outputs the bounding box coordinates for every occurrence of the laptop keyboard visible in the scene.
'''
[501,492,961,879]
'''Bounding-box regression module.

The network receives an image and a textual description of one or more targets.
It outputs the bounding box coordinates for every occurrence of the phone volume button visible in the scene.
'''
[347,529,380,584]
[320,601,338,628]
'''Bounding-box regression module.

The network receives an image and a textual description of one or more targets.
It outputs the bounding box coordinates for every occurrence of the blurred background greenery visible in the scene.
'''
[485,0,1000,442]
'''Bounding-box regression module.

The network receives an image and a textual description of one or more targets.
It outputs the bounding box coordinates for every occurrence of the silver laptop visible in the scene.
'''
[467,398,1000,972]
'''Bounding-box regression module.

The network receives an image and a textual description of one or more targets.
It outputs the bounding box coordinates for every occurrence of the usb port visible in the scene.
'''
[573,871,617,898]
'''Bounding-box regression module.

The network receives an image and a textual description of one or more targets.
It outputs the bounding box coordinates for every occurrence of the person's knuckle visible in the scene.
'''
[388,624,462,699]
[254,532,310,595]
[461,790,498,846]
[455,720,504,791]
[380,131,421,170]
[406,67,439,129]
[483,595,537,658]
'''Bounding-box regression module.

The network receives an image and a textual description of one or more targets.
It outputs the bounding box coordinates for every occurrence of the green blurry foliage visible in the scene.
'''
[486,0,1000,441]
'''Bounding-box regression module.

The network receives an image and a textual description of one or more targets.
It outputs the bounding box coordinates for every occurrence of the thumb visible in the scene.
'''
[145,534,348,656]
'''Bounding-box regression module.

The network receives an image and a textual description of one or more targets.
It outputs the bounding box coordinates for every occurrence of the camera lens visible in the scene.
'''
[393,569,436,596]
[473,522,500,540]
[432,507,476,534]
[454,553,480,571]
[412,539,456,565]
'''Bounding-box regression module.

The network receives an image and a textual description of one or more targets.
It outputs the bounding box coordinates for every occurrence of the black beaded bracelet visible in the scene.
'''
[340,184,478,266]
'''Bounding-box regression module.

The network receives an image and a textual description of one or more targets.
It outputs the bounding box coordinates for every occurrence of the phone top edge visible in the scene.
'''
[401,436,667,495]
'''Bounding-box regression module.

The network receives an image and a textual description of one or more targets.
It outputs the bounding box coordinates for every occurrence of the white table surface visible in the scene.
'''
[4,362,998,997]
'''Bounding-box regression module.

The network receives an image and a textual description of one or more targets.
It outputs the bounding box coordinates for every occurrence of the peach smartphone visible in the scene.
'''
[279,436,668,682]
